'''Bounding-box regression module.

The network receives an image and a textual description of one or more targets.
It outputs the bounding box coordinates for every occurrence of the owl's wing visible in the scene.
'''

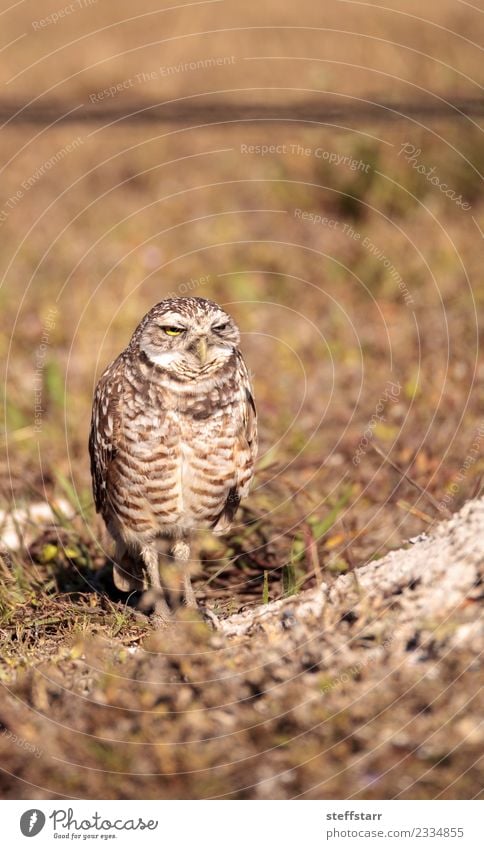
[237,383,258,498]
[89,355,125,518]
[213,356,258,534]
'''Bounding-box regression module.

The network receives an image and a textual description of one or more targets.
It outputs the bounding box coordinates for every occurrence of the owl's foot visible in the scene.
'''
[151,611,172,630]
[200,607,222,630]
[138,588,172,628]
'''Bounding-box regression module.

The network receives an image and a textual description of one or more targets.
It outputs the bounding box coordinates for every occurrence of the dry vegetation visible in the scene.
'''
[0,0,482,799]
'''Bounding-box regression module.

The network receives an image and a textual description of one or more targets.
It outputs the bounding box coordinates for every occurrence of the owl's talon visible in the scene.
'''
[151,610,172,630]
[201,607,222,630]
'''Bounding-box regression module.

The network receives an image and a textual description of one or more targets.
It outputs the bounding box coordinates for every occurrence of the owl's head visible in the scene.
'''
[135,297,240,376]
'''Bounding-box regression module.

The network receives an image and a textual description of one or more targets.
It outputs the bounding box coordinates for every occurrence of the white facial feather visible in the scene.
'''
[148,350,184,367]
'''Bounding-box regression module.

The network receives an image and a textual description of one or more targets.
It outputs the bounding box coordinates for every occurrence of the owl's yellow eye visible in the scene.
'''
[163,326,184,336]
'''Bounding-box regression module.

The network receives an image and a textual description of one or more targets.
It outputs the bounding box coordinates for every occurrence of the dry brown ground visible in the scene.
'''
[1,498,483,800]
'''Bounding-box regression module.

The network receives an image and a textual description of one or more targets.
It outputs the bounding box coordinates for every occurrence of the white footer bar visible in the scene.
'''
[1,799,481,848]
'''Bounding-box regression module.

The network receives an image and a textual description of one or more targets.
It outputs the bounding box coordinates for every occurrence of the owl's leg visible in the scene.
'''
[171,540,197,609]
[140,543,171,626]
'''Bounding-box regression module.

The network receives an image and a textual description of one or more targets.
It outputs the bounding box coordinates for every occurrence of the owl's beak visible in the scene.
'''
[196,337,208,365]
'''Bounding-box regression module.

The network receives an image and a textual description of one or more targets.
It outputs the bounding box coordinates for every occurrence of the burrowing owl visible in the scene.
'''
[89,297,257,624]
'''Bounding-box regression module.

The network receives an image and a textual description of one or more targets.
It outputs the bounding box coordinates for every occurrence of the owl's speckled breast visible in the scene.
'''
[108,356,246,538]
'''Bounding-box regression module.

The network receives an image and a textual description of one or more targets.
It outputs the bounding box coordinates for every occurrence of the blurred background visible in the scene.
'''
[0,0,482,800]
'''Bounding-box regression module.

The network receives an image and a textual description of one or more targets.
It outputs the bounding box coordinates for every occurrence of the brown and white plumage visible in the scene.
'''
[89,297,257,623]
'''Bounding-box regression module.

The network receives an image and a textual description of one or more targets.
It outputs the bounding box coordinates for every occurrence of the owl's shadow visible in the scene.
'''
[53,556,139,606]
[53,554,211,620]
